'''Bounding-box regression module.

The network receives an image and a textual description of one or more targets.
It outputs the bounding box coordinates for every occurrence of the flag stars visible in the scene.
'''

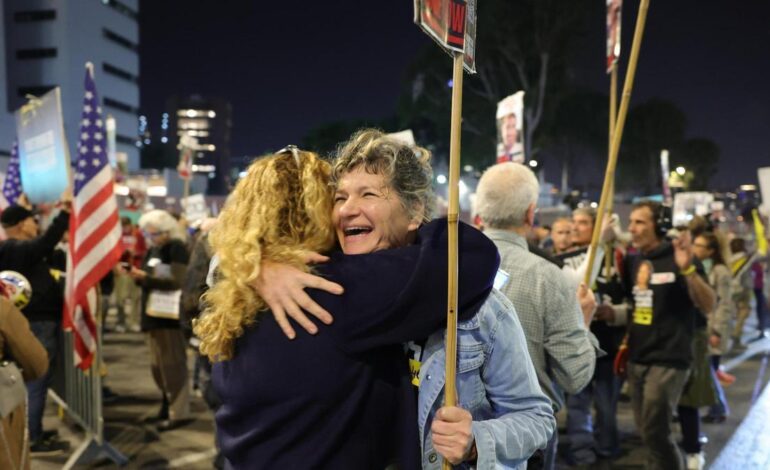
[84,105,92,113]
[79,159,87,168]
[85,91,93,100]
[81,132,90,141]
[93,145,102,154]
[95,119,103,128]
[80,146,88,154]
[82,118,91,127]
[94,132,103,141]
[92,158,100,167]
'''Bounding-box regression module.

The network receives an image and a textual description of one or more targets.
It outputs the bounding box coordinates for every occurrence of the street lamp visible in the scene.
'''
[676,166,686,176]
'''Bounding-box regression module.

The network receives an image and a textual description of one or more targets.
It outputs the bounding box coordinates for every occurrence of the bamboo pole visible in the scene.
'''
[584,0,650,286]
[442,52,464,470]
[604,63,618,277]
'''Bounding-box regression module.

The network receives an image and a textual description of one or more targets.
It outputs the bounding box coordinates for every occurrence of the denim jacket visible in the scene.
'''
[417,289,556,469]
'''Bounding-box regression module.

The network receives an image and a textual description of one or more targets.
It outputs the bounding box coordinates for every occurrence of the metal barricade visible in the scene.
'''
[48,323,127,468]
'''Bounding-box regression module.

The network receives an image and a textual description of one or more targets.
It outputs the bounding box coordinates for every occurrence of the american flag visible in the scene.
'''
[63,64,123,370]
[2,141,22,206]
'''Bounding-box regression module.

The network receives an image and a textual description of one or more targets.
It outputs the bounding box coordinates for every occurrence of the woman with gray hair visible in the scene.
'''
[122,209,192,431]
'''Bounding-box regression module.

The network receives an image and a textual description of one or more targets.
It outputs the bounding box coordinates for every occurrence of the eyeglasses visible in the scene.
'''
[143,230,167,239]
[276,145,301,166]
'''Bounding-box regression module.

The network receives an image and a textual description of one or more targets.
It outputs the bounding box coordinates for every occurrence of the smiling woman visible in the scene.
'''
[331,129,434,255]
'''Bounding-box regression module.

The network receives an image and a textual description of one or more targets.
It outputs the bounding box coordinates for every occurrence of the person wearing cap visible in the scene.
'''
[0,195,71,455]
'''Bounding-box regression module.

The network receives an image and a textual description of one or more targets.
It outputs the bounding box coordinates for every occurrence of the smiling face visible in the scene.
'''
[332,166,421,255]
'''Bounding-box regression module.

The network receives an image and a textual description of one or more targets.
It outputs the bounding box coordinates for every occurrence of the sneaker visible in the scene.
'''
[30,438,69,456]
[716,369,736,387]
[114,324,127,333]
[686,452,705,470]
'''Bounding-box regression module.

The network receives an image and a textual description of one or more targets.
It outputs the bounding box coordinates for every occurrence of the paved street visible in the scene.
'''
[31,317,770,469]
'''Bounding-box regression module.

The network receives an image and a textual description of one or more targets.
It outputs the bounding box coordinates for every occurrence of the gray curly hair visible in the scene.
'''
[332,129,435,222]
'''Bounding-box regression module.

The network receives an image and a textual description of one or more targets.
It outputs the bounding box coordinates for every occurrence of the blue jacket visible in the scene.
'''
[418,289,556,469]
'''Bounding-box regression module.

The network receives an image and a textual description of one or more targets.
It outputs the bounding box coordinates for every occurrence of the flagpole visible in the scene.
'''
[441,51,464,470]
[604,62,618,277]
[584,0,650,286]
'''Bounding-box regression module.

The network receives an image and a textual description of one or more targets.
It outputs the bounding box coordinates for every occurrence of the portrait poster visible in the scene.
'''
[496,91,525,164]
[15,88,71,204]
[606,0,622,73]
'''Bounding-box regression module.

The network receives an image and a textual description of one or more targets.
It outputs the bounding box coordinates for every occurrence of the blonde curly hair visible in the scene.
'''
[194,149,336,361]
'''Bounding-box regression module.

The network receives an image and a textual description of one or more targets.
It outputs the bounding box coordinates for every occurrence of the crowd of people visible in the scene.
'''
[0,128,768,470]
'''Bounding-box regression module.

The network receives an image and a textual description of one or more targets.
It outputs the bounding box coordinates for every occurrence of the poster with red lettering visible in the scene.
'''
[414,0,476,73]
[606,0,622,73]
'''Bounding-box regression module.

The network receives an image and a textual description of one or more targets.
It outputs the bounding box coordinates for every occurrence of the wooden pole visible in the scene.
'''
[584,0,650,286]
[442,52,464,470]
[604,63,618,277]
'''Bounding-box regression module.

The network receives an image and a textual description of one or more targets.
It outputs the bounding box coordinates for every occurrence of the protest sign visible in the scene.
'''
[182,193,208,225]
[758,167,770,216]
[672,191,714,227]
[496,92,525,163]
[15,88,70,203]
[414,0,476,73]
[607,0,622,73]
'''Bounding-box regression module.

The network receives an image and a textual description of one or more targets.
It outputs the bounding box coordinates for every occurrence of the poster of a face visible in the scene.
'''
[606,0,622,73]
[496,91,525,164]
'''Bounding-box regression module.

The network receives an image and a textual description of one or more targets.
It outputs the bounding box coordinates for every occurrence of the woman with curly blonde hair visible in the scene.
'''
[198,143,499,469]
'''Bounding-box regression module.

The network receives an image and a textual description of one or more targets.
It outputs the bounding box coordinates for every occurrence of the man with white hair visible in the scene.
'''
[475,162,600,470]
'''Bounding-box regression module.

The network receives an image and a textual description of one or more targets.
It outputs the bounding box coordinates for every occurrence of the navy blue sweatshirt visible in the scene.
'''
[212,219,498,469]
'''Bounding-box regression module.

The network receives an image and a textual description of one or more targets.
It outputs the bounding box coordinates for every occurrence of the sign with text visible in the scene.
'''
[415,0,477,73]
[15,88,70,204]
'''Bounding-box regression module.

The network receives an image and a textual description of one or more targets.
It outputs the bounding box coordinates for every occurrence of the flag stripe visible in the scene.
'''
[74,165,112,214]
[74,193,118,252]
[72,226,122,297]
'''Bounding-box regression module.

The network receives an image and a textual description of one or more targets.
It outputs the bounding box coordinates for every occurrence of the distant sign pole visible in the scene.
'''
[584,0,650,286]
[415,4,476,467]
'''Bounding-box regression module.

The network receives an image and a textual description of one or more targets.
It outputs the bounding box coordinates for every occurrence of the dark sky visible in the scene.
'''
[140,1,770,191]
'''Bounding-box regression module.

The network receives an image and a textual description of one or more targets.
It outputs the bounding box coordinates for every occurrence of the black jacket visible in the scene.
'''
[0,211,68,323]
[623,241,704,369]
[213,219,498,470]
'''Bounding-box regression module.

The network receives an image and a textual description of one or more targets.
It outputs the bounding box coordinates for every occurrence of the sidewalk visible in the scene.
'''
[32,330,217,469]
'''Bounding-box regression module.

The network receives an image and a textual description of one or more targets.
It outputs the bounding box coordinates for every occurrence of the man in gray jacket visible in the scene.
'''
[474,162,600,470]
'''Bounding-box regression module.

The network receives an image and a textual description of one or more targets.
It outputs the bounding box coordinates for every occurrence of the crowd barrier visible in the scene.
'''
[48,321,127,468]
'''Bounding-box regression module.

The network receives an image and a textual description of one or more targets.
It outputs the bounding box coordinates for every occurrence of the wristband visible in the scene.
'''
[680,265,696,277]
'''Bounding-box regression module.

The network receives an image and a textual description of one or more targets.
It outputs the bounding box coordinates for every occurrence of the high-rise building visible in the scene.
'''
[0,0,140,169]
[166,95,232,195]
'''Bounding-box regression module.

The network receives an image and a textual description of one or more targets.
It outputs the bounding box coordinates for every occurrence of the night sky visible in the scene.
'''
[140,1,770,191]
